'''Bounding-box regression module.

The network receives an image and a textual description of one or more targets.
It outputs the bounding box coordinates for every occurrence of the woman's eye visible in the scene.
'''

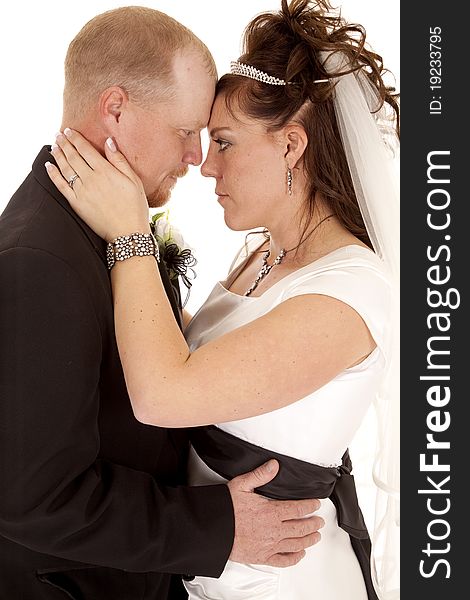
[214,139,231,152]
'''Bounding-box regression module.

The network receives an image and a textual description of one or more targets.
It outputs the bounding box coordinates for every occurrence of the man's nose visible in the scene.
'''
[183,135,203,166]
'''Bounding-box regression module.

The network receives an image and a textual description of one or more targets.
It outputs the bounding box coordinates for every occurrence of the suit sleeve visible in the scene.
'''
[0,247,234,575]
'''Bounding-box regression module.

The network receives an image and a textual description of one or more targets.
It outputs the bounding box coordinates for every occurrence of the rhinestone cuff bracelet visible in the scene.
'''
[106,232,160,271]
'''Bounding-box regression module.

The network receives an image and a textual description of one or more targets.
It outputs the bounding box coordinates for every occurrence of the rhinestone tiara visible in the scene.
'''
[230,61,329,86]
[230,61,287,85]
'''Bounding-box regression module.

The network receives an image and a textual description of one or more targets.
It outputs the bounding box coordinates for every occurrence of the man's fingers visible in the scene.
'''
[233,460,279,492]
[275,532,321,554]
[280,515,325,539]
[273,498,321,521]
[265,551,306,568]
[227,471,324,567]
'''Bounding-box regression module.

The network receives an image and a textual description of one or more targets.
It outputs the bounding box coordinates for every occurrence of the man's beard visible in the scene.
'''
[147,166,189,208]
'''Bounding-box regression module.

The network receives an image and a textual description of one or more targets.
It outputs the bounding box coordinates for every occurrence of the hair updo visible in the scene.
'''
[217,0,399,250]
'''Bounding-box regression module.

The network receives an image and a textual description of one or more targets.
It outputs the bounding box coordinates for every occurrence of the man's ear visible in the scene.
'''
[99,86,129,129]
[283,124,308,169]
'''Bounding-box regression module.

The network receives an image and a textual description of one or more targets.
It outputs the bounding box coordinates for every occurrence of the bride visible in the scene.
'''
[47,1,399,598]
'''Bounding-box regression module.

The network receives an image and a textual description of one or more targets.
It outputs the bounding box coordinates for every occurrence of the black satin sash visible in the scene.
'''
[189,425,378,600]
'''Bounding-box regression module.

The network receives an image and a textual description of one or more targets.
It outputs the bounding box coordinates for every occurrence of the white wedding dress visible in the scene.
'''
[183,235,391,600]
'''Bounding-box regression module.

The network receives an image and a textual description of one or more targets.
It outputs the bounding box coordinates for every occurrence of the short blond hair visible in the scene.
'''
[63,6,216,121]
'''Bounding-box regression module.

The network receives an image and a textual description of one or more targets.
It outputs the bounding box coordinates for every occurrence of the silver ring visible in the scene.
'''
[68,173,79,189]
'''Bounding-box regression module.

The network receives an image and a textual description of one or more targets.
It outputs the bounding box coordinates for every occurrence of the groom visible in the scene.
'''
[0,7,322,600]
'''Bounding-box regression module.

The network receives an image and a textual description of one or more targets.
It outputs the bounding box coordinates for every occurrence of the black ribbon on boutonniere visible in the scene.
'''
[150,215,197,308]
[160,242,196,286]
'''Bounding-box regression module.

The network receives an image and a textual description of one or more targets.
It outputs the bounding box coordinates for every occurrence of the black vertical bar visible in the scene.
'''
[401,1,465,597]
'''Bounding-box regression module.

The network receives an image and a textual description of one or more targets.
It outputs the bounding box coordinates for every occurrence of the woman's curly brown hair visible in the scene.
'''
[217,0,399,250]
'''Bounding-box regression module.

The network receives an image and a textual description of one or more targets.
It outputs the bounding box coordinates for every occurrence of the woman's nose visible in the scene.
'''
[201,146,218,178]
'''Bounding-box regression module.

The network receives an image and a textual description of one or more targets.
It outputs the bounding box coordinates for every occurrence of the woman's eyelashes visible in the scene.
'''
[213,138,232,152]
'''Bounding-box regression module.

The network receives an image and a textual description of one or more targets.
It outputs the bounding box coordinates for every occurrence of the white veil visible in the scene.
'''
[321,51,400,599]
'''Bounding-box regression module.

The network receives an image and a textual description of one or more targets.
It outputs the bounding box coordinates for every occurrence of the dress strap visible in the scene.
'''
[225,234,268,286]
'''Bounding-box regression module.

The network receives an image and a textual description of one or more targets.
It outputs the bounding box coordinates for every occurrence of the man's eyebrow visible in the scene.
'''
[209,127,232,137]
[178,123,207,131]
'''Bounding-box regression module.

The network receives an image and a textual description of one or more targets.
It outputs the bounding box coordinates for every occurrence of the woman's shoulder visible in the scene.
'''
[290,244,391,286]
[280,245,392,348]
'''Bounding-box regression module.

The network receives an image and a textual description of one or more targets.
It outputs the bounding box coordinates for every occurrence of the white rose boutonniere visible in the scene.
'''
[150,211,197,306]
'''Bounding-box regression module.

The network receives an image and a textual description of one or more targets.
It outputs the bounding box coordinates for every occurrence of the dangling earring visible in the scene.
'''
[287,167,293,196]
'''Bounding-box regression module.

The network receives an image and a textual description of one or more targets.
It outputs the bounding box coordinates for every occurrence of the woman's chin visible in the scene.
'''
[223,213,249,232]
[220,201,259,231]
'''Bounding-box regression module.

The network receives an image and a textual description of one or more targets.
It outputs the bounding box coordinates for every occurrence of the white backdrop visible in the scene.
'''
[0,0,399,531]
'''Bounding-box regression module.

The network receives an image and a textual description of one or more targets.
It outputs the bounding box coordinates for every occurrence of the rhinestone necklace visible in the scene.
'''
[244,247,286,297]
[243,214,335,297]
